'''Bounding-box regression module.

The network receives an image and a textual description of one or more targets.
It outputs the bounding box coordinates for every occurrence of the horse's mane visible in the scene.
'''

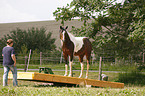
[67,32,76,41]
[67,31,87,39]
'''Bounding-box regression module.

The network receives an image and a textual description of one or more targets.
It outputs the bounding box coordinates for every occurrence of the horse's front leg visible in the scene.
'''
[64,64,68,76]
[68,55,73,77]
[64,54,68,76]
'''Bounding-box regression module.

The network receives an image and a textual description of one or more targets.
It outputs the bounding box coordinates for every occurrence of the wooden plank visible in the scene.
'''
[8,72,34,79]
[8,72,124,88]
[85,79,124,88]
[33,73,124,88]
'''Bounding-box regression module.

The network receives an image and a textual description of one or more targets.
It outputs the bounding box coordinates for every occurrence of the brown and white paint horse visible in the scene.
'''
[59,26,92,78]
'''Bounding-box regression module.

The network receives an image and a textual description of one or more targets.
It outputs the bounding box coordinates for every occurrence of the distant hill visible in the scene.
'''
[0,20,90,49]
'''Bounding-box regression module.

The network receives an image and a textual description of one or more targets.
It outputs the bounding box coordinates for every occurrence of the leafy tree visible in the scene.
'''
[53,0,144,61]
[0,27,56,56]
[17,44,29,64]
[30,49,40,64]
[128,0,145,48]
[18,44,29,56]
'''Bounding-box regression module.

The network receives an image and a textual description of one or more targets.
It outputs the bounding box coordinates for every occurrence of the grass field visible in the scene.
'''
[1,16,145,96]
[0,69,145,96]
[1,86,145,96]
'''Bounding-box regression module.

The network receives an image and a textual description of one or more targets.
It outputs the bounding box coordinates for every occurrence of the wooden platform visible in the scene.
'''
[8,72,124,88]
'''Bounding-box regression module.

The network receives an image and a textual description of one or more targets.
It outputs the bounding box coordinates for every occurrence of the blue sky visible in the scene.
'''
[0,0,124,23]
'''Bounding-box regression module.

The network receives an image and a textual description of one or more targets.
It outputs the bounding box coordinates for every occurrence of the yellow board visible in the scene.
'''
[8,72,124,88]
[9,72,34,79]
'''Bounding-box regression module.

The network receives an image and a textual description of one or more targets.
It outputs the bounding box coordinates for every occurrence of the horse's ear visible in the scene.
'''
[60,26,63,29]
[65,26,68,29]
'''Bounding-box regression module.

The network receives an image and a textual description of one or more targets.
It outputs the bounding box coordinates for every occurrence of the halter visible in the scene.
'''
[60,26,68,42]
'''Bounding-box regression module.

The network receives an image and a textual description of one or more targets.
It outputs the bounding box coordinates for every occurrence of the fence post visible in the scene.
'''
[143,52,144,64]
[40,52,42,65]
[26,49,31,71]
[24,56,28,72]
[60,51,63,64]
[99,57,102,80]
[92,51,95,65]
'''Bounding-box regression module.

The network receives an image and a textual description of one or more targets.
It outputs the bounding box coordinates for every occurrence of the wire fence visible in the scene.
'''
[0,51,144,66]
[0,50,144,81]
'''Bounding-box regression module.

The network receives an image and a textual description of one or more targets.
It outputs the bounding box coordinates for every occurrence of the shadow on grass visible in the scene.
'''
[116,70,145,86]
[33,82,77,87]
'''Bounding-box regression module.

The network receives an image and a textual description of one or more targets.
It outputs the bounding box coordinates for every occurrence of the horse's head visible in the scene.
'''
[59,26,68,42]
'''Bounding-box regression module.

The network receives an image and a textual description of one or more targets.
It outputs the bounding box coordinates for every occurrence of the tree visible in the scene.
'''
[53,0,145,60]
[128,0,145,47]
[0,27,56,55]
[17,44,29,64]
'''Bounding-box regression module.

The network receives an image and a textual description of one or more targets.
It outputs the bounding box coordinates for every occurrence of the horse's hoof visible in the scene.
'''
[64,74,67,76]
[85,76,88,79]
[79,76,82,78]
[68,74,72,77]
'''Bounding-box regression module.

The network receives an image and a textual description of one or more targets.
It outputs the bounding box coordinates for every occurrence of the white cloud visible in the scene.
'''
[0,0,72,23]
[0,0,41,23]
[0,0,124,23]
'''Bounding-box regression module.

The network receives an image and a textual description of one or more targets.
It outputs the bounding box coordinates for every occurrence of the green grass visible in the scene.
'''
[1,61,143,72]
[117,70,145,86]
[1,65,145,96]
[0,86,145,96]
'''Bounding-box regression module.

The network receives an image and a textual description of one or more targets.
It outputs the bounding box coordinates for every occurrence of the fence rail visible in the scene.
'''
[0,51,144,66]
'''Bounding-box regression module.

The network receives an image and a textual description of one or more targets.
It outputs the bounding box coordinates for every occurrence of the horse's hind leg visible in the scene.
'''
[79,55,84,78]
[85,60,89,79]
[79,62,84,78]
[85,53,91,79]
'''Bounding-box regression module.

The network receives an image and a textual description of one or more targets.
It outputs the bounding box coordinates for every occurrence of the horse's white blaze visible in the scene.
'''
[61,40,63,46]
[67,32,85,52]
[62,31,65,41]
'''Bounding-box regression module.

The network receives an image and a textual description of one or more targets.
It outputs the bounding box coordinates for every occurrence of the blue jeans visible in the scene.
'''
[3,66,18,86]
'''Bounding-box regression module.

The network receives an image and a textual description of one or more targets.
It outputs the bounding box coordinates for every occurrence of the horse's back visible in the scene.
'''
[74,37,92,56]
[83,38,92,52]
